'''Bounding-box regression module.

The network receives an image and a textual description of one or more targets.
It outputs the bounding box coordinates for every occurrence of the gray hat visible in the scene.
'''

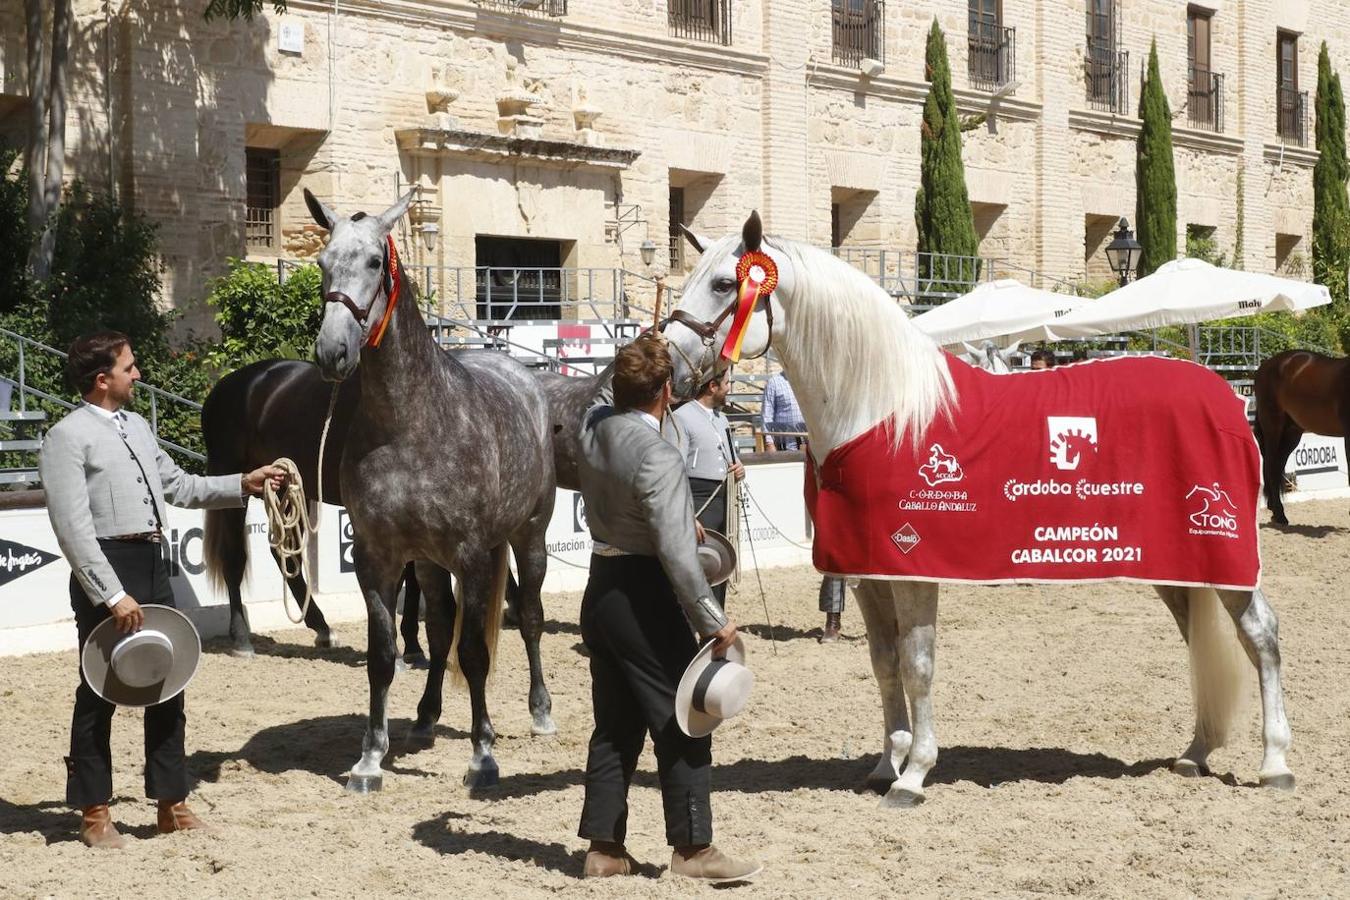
[675,635,752,738]
[696,529,737,587]
[81,605,201,708]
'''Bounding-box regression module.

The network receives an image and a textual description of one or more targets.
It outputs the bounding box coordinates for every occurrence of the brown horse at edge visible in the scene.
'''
[1253,349,1350,524]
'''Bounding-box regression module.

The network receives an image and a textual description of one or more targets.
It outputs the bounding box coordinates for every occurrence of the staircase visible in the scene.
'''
[0,408,45,486]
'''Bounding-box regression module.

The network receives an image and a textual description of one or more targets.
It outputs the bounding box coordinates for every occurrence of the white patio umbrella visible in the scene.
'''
[911,278,1088,347]
[1006,258,1332,342]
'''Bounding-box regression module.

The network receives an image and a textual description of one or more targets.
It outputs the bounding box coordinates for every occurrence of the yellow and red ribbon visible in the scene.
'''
[722,250,778,362]
[367,236,402,349]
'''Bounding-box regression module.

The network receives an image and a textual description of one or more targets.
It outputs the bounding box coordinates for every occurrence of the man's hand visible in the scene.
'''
[242,464,287,496]
[730,461,746,482]
[110,595,143,634]
[708,618,738,654]
[694,518,706,544]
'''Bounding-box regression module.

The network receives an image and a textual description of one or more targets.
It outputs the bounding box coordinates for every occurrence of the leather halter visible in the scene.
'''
[660,272,775,388]
[323,237,401,349]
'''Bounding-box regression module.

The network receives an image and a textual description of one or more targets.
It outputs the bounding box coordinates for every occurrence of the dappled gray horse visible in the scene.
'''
[306,187,557,791]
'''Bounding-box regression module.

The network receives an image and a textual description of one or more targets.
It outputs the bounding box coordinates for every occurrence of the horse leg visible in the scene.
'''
[1267,420,1302,526]
[1216,588,1294,789]
[207,506,255,658]
[408,562,453,749]
[881,581,940,809]
[269,545,334,649]
[853,579,910,794]
[400,562,429,669]
[344,546,403,794]
[510,529,556,735]
[456,545,508,788]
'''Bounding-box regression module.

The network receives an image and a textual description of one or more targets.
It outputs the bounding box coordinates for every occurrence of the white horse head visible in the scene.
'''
[663,211,955,455]
[960,339,1022,374]
[306,187,417,381]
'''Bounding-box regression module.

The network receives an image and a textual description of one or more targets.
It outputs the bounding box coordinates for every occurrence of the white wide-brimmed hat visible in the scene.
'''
[675,635,753,738]
[696,529,737,587]
[81,605,201,708]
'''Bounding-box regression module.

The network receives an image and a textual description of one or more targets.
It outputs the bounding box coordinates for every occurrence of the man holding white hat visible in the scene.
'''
[40,331,285,849]
[575,333,760,882]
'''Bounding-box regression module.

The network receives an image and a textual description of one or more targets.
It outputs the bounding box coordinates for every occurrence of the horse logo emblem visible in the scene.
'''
[1047,417,1098,471]
[1186,482,1240,536]
[919,443,965,487]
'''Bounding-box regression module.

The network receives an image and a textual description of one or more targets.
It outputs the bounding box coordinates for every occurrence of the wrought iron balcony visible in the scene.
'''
[1187,66,1225,132]
[474,0,567,15]
[1277,86,1307,146]
[968,22,1015,90]
[832,0,885,68]
[670,0,731,45]
[1085,39,1129,114]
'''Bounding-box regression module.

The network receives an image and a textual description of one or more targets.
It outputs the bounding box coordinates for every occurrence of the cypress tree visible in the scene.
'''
[1313,41,1349,309]
[915,18,979,290]
[1135,39,1177,278]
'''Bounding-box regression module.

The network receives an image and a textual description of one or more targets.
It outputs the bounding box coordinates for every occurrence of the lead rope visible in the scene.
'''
[263,384,341,625]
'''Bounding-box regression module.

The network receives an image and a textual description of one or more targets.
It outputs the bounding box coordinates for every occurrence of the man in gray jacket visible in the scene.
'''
[40,331,284,849]
[576,333,759,882]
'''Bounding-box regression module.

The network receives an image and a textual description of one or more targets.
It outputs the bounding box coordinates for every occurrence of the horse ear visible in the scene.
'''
[742,210,763,252]
[961,341,981,358]
[1006,339,1023,355]
[680,223,711,254]
[376,189,418,233]
[304,188,337,231]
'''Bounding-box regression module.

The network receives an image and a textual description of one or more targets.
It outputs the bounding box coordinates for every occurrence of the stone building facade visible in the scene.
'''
[1,0,1346,326]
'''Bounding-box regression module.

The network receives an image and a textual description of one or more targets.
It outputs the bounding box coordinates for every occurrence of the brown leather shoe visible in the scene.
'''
[157,800,208,834]
[671,844,763,882]
[583,841,637,878]
[79,804,127,850]
[820,612,842,643]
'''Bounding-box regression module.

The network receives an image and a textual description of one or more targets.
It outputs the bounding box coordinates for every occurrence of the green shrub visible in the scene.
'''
[203,259,322,371]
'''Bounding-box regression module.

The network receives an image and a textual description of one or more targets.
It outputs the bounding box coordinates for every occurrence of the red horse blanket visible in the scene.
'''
[806,355,1261,589]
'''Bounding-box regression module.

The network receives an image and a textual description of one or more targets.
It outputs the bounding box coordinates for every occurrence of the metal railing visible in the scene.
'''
[831,0,885,67]
[669,0,731,45]
[1187,65,1225,133]
[0,326,205,462]
[830,247,991,306]
[1085,40,1129,114]
[1277,86,1307,146]
[969,21,1015,90]
[474,0,567,14]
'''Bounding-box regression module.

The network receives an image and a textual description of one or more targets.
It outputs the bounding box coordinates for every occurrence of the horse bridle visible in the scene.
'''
[323,240,395,343]
[659,281,775,389]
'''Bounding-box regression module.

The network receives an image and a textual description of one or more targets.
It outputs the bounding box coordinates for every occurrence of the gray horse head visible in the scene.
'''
[961,339,1022,374]
[305,187,417,382]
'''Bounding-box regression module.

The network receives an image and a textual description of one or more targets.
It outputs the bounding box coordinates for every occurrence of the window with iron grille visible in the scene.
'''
[1084,0,1127,113]
[968,0,1014,90]
[669,187,685,272]
[245,148,280,252]
[670,0,731,45]
[1186,7,1224,132]
[832,0,884,67]
[1276,30,1306,145]
[474,0,567,15]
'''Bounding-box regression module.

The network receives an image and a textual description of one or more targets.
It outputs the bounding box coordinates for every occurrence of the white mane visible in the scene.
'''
[772,240,957,453]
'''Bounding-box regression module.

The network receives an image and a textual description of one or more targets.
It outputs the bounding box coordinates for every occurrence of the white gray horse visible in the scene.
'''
[306,188,557,791]
[960,340,1021,373]
[663,214,1292,807]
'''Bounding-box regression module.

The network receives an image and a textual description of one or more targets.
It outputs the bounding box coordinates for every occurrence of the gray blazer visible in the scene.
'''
[578,406,727,637]
[673,401,736,482]
[39,404,244,606]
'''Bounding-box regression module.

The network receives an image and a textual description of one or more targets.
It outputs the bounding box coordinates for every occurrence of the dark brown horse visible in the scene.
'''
[201,360,425,660]
[1253,349,1350,524]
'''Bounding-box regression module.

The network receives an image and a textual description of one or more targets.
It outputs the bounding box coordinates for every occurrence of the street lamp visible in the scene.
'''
[639,238,657,268]
[1104,217,1142,287]
[417,220,439,254]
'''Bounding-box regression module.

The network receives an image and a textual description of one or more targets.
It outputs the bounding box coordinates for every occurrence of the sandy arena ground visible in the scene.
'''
[3,499,1350,898]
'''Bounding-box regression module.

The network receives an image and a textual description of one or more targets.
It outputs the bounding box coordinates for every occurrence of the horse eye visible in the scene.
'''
[714,278,736,293]
[368,257,382,269]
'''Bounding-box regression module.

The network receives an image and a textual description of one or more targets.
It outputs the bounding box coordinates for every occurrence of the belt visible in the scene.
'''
[102,531,162,543]
[591,544,635,558]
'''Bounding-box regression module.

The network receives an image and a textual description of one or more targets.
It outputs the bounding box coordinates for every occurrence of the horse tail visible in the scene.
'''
[204,506,249,593]
[448,544,511,685]
[1186,587,1248,750]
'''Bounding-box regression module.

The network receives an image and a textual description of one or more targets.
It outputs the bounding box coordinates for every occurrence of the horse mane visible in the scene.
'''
[773,239,956,451]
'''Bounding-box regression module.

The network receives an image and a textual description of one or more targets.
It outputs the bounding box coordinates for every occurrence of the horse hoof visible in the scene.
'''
[228,646,255,660]
[403,651,430,671]
[879,788,925,809]
[1172,759,1211,779]
[1259,772,1296,791]
[395,657,410,674]
[531,715,557,737]
[407,724,436,750]
[464,760,500,789]
[314,632,336,649]
[1273,514,1289,526]
[864,773,896,796]
[345,772,383,793]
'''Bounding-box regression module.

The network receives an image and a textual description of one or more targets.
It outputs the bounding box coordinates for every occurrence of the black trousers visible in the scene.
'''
[577,554,713,847]
[688,477,728,608]
[66,539,188,809]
